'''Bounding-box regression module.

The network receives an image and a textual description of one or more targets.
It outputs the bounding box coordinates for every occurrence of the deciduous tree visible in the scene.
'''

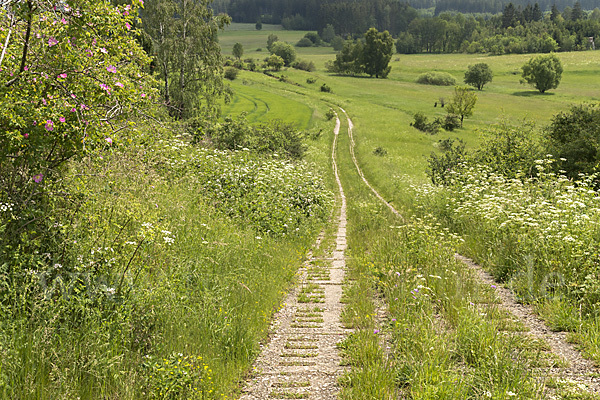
[446,86,477,127]
[362,28,394,78]
[521,53,563,93]
[143,0,230,119]
[464,63,493,90]
[233,42,244,59]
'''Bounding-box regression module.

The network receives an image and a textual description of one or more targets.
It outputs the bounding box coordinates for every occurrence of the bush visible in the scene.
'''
[411,112,441,134]
[416,72,457,86]
[426,139,467,185]
[296,37,314,47]
[306,77,317,84]
[325,108,336,120]
[224,67,239,80]
[521,53,563,93]
[265,54,285,71]
[439,114,461,131]
[373,147,388,156]
[205,114,307,160]
[292,60,316,72]
[321,83,332,93]
[270,42,297,66]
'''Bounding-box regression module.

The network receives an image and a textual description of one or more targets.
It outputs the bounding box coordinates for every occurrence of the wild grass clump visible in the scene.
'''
[416,71,457,86]
[0,127,332,398]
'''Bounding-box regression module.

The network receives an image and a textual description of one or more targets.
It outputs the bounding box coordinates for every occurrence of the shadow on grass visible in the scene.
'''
[512,91,556,97]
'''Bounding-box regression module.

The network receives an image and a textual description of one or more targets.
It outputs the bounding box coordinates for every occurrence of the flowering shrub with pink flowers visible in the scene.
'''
[0,0,154,193]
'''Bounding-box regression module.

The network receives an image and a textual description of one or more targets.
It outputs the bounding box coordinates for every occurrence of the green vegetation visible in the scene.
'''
[416,71,457,86]
[521,53,564,93]
[464,63,493,90]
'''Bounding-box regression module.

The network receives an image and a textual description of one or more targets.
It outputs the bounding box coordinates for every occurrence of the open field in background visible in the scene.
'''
[219,23,600,209]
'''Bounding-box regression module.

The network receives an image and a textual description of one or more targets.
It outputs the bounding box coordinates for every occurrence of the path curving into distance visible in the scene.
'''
[240,114,350,399]
[338,107,600,394]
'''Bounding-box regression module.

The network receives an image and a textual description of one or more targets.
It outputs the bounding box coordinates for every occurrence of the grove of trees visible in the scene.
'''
[328,28,394,78]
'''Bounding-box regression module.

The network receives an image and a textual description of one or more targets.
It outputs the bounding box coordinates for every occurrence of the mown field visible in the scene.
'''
[218,24,600,398]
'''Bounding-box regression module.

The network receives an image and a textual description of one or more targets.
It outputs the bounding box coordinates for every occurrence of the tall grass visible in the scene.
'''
[0,127,332,398]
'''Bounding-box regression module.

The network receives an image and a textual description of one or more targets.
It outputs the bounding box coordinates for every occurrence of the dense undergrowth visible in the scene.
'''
[0,127,332,398]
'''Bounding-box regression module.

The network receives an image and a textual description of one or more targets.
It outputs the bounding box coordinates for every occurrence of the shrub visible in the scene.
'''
[265,54,285,71]
[325,108,336,120]
[224,67,239,80]
[416,72,457,86]
[439,114,461,131]
[296,37,314,47]
[426,139,467,185]
[292,60,316,72]
[321,83,332,93]
[270,42,297,66]
[373,147,388,156]
[411,112,441,134]
[306,77,317,84]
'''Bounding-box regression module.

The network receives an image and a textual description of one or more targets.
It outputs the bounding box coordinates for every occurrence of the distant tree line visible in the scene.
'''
[211,0,598,31]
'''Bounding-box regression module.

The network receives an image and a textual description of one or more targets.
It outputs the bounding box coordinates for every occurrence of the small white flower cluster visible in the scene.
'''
[162,230,175,245]
[0,202,14,213]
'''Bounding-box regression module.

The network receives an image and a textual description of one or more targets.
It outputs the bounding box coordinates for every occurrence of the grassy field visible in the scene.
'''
[217,24,600,398]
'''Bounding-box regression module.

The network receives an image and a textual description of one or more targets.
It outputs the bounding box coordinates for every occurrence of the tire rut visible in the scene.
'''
[239,114,350,399]
[338,108,600,396]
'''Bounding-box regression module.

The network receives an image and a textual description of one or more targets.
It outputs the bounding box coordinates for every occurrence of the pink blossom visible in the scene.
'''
[71,94,77,99]
[80,104,89,110]
[105,137,113,145]
[61,17,67,24]
[123,10,129,15]
[70,108,76,112]
[48,37,58,47]
[59,117,66,123]
[125,22,131,30]
[24,66,29,71]
[92,38,97,46]
[100,83,111,92]
[42,98,47,105]
[115,82,124,88]
[45,120,54,131]
[106,65,117,73]
[141,93,146,98]
[100,47,108,54]
[58,73,67,79]
[33,174,44,183]
[24,133,29,138]
[139,0,144,5]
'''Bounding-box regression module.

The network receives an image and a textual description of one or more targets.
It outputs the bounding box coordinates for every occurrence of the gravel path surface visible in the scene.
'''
[240,114,349,399]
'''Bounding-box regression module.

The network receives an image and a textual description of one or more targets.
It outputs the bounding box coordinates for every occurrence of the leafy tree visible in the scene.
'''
[143,0,230,119]
[255,20,262,30]
[267,34,278,52]
[446,86,477,127]
[321,24,336,43]
[303,32,322,46]
[331,36,345,51]
[546,104,600,181]
[521,53,563,93]
[362,28,394,78]
[464,63,493,90]
[331,40,364,75]
[572,1,584,21]
[233,42,244,59]
[269,42,296,66]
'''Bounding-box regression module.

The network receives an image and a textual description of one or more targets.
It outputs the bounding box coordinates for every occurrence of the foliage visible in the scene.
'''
[416,71,457,86]
[426,138,466,185]
[410,112,441,134]
[373,146,387,156]
[296,37,314,47]
[303,32,322,46]
[266,33,278,52]
[331,36,345,51]
[233,42,244,59]
[325,108,336,120]
[545,103,600,182]
[224,67,239,80]
[464,63,493,90]
[362,28,394,79]
[142,0,230,119]
[473,120,542,178]
[204,114,307,160]
[292,60,315,72]
[330,40,364,75]
[321,24,336,43]
[521,53,563,93]
[255,20,262,30]
[320,83,332,93]
[265,54,284,71]
[446,86,477,127]
[269,41,296,66]
[438,114,461,131]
